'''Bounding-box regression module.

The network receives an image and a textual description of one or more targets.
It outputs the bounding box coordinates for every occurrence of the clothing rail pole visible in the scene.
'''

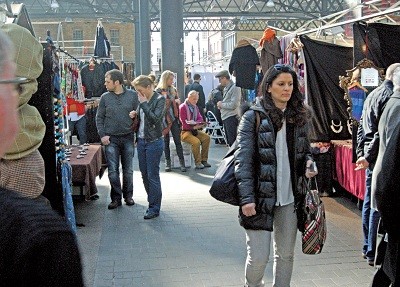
[296,6,400,36]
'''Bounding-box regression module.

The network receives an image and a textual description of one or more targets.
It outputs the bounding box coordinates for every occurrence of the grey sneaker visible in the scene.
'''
[195,163,204,169]
[201,161,211,167]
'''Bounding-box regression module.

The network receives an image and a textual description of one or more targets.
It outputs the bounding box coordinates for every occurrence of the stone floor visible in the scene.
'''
[73,143,375,287]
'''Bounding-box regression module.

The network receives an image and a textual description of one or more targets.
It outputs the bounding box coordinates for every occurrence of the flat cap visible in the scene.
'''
[215,70,230,78]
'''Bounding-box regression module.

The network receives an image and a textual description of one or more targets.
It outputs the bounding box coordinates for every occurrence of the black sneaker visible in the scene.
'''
[125,198,135,206]
[144,210,159,219]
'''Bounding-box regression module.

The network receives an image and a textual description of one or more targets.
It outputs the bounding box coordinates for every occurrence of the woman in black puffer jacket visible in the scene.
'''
[235,64,317,287]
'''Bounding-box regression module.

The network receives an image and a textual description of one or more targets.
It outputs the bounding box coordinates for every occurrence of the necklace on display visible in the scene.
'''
[347,119,353,135]
[330,120,343,133]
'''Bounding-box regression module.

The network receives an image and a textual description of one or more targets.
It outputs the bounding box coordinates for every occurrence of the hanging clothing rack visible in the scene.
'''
[296,5,400,36]
[57,48,81,63]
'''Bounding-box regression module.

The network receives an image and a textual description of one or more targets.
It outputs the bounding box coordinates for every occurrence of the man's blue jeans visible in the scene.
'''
[104,133,135,202]
[137,137,164,214]
[362,168,381,261]
[69,116,87,144]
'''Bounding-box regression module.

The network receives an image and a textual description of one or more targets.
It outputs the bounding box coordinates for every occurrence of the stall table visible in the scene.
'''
[68,144,105,199]
[331,140,365,200]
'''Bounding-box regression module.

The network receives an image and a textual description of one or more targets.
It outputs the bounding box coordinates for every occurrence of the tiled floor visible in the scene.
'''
[74,144,375,287]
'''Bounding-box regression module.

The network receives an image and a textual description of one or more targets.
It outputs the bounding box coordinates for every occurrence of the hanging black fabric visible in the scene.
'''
[353,22,400,68]
[301,35,353,142]
[29,43,64,214]
[94,24,110,58]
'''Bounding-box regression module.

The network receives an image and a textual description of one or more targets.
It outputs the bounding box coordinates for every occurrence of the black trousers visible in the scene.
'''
[163,119,184,163]
[371,237,400,287]
[223,115,239,147]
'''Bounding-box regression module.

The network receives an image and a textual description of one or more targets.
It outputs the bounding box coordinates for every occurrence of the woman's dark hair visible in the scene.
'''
[259,64,310,131]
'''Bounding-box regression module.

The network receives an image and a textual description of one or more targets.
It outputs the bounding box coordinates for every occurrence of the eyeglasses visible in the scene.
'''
[0,77,30,94]
[273,64,293,72]
[0,77,30,85]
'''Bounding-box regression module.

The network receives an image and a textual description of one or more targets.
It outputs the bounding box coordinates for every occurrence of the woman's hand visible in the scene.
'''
[129,110,137,118]
[138,92,147,103]
[241,203,256,217]
[305,159,318,178]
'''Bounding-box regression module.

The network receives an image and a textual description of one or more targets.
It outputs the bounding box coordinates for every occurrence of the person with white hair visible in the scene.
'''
[369,66,400,287]
[0,28,84,286]
[355,62,400,266]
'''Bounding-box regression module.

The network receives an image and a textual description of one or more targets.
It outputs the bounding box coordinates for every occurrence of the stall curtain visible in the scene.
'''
[353,22,400,69]
[29,42,64,214]
[300,35,353,142]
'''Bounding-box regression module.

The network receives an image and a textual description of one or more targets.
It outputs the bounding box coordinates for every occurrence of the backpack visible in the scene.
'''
[209,110,260,205]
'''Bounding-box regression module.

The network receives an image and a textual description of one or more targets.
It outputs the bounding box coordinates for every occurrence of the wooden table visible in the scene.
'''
[68,144,105,199]
[331,140,366,200]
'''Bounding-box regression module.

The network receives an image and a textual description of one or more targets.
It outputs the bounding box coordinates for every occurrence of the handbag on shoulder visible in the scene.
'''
[302,177,327,255]
[209,111,260,205]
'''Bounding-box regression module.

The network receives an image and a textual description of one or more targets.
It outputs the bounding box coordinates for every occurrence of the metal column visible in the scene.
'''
[160,0,184,101]
[134,19,141,77]
[138,0,151,75]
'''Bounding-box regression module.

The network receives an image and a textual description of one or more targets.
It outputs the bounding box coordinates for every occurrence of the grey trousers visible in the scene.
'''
[245,203,298,287]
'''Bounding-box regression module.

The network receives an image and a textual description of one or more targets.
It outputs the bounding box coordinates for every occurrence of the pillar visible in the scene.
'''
[160,0,184,101]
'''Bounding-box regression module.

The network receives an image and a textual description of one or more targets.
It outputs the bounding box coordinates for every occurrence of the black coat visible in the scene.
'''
[234,105,312,231]
[229,45,260,90]
[373,93,400,283]
[356,79,394,166]
[373,92,400,238]
[0,188,84,286]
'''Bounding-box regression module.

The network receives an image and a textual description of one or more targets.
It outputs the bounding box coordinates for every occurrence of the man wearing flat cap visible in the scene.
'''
[215,70,241,146]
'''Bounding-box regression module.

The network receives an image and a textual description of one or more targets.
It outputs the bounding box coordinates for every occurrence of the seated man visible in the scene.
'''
[179,90,211,169]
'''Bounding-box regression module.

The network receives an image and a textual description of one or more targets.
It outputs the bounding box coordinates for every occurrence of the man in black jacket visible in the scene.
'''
[0,29,84,287]
[355,63,400,266]
[188,74,206,120]
[370,67,400,286]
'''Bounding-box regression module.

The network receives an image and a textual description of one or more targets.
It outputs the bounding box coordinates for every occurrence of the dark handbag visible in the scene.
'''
[131,116,139,132]
[191,129,198,136]
[302,177,327,255]
[209,141,240,205]
[209,111,260,206]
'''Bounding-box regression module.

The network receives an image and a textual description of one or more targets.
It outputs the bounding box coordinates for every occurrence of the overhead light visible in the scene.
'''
[266,0,275,8]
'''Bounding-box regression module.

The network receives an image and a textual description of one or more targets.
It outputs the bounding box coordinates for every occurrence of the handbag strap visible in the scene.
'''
[307,176,318,191]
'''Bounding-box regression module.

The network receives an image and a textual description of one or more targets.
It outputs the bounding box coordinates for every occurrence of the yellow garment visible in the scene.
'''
[0,23,45,160]
[181,130,210,165]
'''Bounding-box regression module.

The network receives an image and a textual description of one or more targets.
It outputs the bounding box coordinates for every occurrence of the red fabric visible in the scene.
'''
[66,98,86,116]
[332,140,365,200]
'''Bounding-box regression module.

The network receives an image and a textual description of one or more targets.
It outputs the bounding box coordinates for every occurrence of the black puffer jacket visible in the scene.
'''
[234,105,312,231]
[136,92,166,142]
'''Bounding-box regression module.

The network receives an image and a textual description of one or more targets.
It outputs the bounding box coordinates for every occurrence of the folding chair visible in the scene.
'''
[206,111,226,144]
